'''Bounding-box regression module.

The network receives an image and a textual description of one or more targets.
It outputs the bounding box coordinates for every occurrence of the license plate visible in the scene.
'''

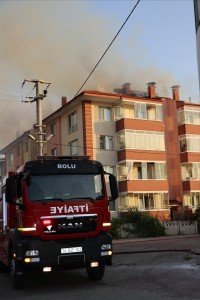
[61,247,82,254]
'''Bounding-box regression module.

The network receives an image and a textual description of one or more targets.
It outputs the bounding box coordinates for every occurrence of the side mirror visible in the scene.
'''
[109,174,118,201]
[24,171,31,186]
[16,173,23,198]
[6,177,15,204]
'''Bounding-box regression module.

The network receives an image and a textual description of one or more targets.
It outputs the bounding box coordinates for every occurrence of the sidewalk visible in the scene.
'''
[112,234,200,255]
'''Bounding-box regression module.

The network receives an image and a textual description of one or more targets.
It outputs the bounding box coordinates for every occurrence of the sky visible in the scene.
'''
[0,0,199,150]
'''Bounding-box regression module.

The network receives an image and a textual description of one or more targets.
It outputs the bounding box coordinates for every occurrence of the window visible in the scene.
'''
[133,102,163,121]
[118,192,169,211]
[119,161,166,180]
[183,192,200,209]
[50,123,56,136]
[68,111,77,133]
[98,107,112,121]
[117,130,165,151]
[178,107,200,125]
[181,163,200,180]
[179,134,200,152]
[69,139,78,155]
[51,148,57,156]
[8,152,13,166]
[147,105,156,120]
[118,133,125,149]
[134,103,147,119]
[118,195,130,211]
[156,105,163,120]
[27,174,104,202]
[99,136,113,150]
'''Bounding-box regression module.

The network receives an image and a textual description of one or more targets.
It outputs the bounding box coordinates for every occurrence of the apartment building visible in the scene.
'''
[1,83,200,220]
[0,129,37,173]
[42,82,199,220]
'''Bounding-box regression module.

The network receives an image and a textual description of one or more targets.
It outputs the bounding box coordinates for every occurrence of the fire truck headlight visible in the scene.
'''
[43,267,52,272]
[90,261,99,268]
[102,222,111,227]
[101,250,112,256]
[101,244,112,250]
[25,250,39,256]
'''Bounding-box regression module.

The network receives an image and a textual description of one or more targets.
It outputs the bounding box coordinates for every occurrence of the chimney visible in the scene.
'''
[171,85,180,100]
[122,83,131,95]
[61,96,67,106]
[147,82,156,98]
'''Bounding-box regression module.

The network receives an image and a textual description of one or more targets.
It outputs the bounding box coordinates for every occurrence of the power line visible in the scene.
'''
[0,87,25,93]
[0,100,20,102]
[74,0,141,98]
[47,141,185,157]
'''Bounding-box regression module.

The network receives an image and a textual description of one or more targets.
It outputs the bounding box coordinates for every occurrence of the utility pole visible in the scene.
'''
[23,79,51,157]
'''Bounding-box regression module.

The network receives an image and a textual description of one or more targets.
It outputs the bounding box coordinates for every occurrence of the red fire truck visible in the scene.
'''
[0,156,118,289]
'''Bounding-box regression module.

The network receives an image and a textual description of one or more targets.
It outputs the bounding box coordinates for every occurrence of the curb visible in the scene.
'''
[112,234,200,255]
[113,249,200,255]
[112,234,199,245]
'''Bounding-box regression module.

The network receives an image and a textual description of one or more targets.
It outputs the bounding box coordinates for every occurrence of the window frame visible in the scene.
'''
[98,106,112,121]
[99,135,113,150]
[68,111,77,134]
[69,139,78,155]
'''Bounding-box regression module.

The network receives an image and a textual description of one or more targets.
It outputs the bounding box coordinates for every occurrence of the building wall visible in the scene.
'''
[92,102,117,166]
[82,100,93,158]
[60,103,84,156]
[44,117,62,156]
[163,98,183,203]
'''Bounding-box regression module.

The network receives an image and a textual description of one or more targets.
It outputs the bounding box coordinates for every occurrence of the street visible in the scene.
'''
[0,235,200,300]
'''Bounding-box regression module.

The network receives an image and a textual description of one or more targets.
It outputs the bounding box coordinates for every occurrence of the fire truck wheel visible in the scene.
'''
[10,256,25,289]
[86,261,105,281]
[0,261,8,272]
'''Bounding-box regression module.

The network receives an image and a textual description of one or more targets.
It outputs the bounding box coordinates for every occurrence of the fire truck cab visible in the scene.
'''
[0,156,118,289]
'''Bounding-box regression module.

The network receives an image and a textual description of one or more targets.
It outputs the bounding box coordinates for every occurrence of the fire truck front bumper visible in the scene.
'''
[19,233,113,271]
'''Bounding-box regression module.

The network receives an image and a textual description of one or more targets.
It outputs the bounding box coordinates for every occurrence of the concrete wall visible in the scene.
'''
[163,221,198,235]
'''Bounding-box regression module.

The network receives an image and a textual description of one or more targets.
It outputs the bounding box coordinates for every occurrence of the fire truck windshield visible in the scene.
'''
[27,174,104,202]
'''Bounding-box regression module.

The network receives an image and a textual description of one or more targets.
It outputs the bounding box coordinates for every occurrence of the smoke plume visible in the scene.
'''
[0,1,199,150]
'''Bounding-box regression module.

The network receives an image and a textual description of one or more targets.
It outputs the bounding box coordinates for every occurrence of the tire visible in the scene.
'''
[86,261,105,281]
[10,252,25,289]
[0,261,8,273]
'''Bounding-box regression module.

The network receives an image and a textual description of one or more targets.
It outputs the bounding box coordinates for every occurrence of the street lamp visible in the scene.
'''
[27,133,53,156]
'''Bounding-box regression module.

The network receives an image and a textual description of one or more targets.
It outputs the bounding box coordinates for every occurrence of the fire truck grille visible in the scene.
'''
[41,214,98,235]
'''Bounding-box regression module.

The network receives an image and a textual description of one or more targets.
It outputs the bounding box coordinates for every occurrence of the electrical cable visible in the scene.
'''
[46,140,191,157]
[74,0,141,98]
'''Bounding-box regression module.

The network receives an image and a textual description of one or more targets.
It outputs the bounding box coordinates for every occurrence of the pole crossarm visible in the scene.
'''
[23,79,51,157]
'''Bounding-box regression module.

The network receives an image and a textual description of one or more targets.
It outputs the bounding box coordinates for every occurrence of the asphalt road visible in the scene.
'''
[0,235,200,300]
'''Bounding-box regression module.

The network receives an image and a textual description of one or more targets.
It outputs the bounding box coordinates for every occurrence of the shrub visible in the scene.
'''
[110,207,165,239]
[110,217,123,239]
[135,213,165,238]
